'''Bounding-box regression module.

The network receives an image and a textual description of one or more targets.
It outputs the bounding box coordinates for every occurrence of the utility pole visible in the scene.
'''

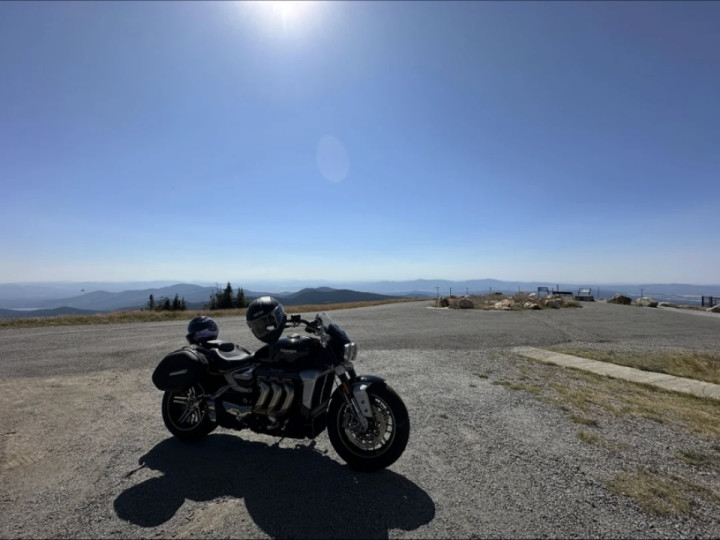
[449,287,452,297]
[640,288,644,298]
[466,287,469,296]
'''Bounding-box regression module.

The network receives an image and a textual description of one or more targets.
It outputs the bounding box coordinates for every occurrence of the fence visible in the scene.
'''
[702,296,718,307]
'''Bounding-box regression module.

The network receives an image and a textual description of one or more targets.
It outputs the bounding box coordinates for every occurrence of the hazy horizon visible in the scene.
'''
[2,2,719,285]
[2,277,719,289]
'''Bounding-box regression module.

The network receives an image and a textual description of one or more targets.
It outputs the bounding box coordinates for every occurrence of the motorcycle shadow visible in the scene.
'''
[114,433,435,539]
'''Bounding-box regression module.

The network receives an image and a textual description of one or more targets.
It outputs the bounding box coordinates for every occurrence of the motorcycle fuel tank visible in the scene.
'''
[271,334,314,364]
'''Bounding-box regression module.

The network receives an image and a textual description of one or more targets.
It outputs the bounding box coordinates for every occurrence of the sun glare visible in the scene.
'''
[266,1,315,29]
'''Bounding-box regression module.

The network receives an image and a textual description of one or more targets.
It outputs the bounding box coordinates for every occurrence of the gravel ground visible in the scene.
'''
[1,300,719,539]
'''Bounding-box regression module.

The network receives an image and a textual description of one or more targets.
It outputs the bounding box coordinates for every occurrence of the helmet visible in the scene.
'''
[246,296,286,344]
[186,316,219,344]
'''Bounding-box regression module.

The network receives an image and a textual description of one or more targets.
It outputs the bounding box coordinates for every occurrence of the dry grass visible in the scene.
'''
[498,358,720,437]
[675,449,714,467]
[498,357,720,515]
[552,348,720,385]
[606,468,720,516]
[0,298,422,329]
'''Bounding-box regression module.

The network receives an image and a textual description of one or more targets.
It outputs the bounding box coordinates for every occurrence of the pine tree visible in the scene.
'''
[221,282,234,309]
[172,294,180,311]
[235,287,247,308]
[147,294,155,311]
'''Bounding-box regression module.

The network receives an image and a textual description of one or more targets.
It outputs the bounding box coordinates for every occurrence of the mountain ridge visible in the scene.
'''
[1,279,719,312]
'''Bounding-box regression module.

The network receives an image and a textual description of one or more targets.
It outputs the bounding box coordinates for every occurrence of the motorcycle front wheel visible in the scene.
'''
[161,383,217,441]
[327,383,409,472]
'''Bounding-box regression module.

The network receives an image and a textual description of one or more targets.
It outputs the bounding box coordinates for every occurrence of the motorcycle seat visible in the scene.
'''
[199,341,255,373]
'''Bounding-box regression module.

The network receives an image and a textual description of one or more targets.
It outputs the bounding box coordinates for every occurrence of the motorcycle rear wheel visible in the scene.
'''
[328,383,409,472]
[161,383,217,441]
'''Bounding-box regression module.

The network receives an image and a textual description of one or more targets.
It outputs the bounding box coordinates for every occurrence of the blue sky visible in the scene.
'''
[2,1,719,285]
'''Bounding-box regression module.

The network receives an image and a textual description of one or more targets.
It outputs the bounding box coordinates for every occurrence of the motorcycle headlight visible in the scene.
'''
[343,342,357,361]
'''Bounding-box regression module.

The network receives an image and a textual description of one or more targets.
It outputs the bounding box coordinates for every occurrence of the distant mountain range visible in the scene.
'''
[0,306,102,319]
[0,284,411,316]
[0,279,719,317]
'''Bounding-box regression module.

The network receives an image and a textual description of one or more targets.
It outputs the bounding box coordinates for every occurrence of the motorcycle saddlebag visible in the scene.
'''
[152,347,208,392]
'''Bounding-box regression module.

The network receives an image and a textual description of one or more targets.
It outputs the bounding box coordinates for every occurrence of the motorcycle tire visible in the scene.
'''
[327,383,410,472]
[161,383,217,441]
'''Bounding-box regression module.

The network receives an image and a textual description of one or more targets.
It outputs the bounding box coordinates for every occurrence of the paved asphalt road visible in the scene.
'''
[1,300,719,538]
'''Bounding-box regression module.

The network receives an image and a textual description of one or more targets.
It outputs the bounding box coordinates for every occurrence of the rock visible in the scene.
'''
[707,305,720,313]
[607,294,632,305]
[494,299,512,310]
[458,298,475,309]
[636,296,658,308]
[524,302,541,310]
[439,297,450,308]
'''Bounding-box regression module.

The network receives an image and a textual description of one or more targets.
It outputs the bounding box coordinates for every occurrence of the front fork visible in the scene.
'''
[336,367,374,432]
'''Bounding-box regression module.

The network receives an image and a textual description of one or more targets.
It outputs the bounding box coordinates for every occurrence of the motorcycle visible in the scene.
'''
[151,311,410,472]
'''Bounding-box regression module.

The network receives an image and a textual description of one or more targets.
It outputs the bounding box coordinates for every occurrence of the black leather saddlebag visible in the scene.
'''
[152,347,208,392]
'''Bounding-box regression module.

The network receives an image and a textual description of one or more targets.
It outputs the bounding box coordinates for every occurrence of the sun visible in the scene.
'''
[267,1,314,28]
[238,0,321,39]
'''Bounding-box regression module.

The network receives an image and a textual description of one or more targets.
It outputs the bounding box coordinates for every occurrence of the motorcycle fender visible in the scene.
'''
[351,375,386,418]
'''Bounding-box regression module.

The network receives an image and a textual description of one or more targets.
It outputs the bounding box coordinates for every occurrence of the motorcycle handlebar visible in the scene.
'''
[287,314,319,333]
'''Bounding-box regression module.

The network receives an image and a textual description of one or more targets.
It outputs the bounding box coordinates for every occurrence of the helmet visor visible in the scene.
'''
[247,303,285,338]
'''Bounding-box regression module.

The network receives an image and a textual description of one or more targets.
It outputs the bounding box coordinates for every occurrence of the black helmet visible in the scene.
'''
[186,315,219,344]
[246,296,286,344]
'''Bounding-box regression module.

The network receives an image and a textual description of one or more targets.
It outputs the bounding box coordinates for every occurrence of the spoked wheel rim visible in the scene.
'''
[339,394,396,456]
[166,385,207,432]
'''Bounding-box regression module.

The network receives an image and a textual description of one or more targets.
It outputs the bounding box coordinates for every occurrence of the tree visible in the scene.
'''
[221,282,234,309]
[162,297,171,311]
[235,287,247,308]
[147,294,155,311]
[172,294,181,311]
[206,282,247,310]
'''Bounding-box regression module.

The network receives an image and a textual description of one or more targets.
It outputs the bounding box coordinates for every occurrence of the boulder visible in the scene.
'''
[707,305,720,313]
[439,297,450,308]
[494,299,513,310]
[608,294,632,305]
[636,296,658,308]
[458,298,475,309]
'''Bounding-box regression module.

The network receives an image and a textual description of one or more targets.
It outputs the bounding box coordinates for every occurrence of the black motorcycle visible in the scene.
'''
[151,311,410,472]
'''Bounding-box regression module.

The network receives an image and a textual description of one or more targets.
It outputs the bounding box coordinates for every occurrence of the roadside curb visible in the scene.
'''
[512,346,720,401]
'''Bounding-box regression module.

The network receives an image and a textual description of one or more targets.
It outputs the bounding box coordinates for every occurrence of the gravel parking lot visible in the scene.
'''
[1,300,719,538]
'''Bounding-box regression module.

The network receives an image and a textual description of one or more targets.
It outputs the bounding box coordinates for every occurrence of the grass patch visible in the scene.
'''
[491,381,543,395]
[511,353,720,437]
[570,414,599,427]
[552,348,720,385]
[577,430,600,444]
[675,449,714,467]
[550,372,720,436]
[0,298,422,329]
[606,468,720,516]
[576,429,630,452]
